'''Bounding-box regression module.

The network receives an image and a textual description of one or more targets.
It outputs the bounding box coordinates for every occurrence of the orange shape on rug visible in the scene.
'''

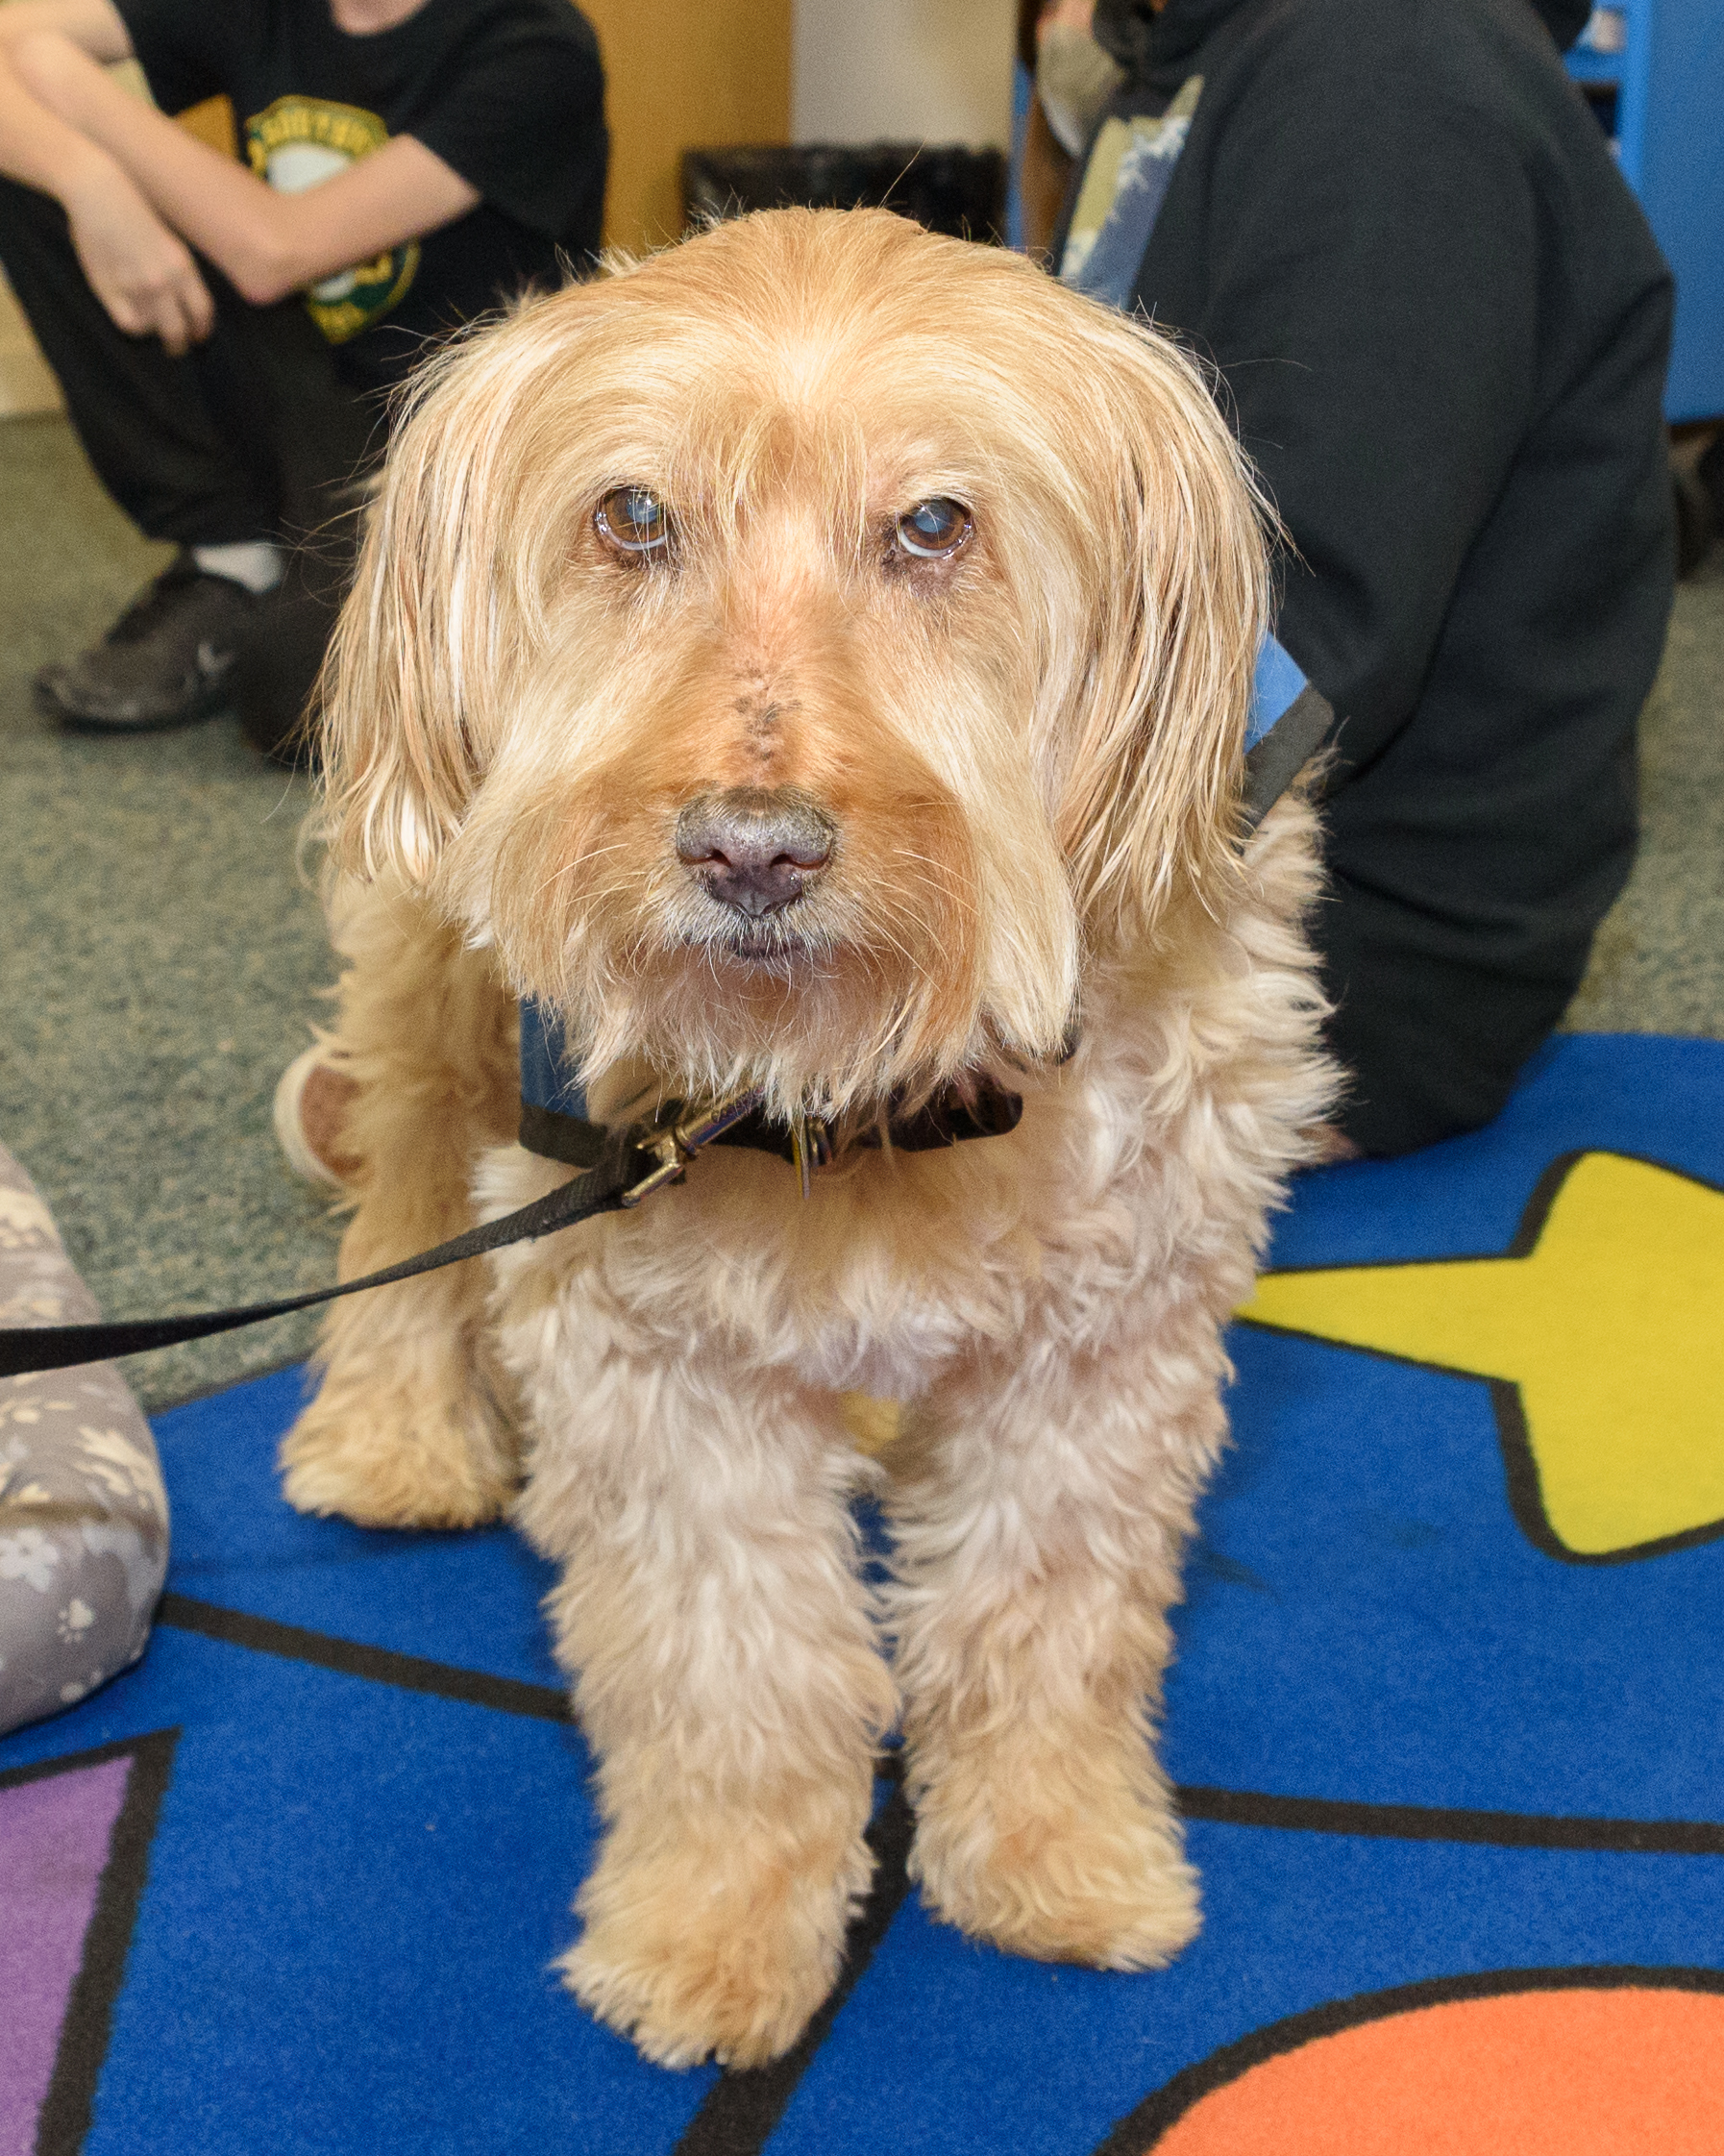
[1154,1984,1724,2154]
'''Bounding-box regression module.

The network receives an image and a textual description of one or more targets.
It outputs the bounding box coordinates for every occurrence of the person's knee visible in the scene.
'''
[1323,960,1580,1157]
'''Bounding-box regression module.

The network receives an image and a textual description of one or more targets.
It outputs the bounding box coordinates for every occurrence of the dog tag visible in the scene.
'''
[788,1112,834,1199]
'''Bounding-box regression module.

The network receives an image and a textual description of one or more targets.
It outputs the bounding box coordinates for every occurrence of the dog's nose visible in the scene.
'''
[675,788,835,918]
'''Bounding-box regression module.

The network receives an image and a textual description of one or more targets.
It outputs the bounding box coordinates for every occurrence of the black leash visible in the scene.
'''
[0,1135,633,1380]
[0,1094,759,1380]
[0,1076,1029,1381]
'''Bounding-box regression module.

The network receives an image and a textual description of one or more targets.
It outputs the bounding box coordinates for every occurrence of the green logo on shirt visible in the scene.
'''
[244,95,420,344]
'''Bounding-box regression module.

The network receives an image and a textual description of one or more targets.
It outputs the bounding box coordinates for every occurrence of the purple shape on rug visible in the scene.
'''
[0,1755,132,2151]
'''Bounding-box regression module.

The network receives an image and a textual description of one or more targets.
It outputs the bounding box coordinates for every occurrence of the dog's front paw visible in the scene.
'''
[910,1774,1200,1970]
[560,1823,874,2069]
[280,1349,515,1529]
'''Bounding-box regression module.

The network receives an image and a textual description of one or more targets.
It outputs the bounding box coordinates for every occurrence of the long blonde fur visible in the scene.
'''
[283,209,1336,2069]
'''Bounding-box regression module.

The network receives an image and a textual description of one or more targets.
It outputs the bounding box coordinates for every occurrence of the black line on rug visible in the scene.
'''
[34,1726,181,2156]
[671,1780,918,2156]
[1091,1963,1724,2155]
[152,1598,1724,1858]
[1488,1375,1724,1566]
[1177,1783,1724,1855]
[0,1730,164,1794]
[155,1593,572,1722]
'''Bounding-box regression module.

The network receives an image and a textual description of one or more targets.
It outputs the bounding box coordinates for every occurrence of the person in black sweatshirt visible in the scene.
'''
[1051,0,1674,1155]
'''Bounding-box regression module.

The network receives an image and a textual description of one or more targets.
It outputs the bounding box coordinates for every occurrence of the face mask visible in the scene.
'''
[1036,20,1126,157]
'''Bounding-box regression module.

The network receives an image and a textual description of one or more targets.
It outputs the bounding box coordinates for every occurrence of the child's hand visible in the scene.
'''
[63,161,213,353]
[9,24,213,353]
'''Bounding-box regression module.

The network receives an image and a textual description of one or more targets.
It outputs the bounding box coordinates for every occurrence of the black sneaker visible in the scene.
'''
[35,552,259,731]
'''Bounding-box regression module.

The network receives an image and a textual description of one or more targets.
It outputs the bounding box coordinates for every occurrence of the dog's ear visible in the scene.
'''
[1047,308,1271,931]
[314,347,486,885]
[315,290,595,887]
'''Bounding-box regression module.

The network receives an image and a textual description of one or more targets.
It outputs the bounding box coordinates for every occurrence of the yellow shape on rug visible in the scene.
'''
[1239,1152,1724,1559]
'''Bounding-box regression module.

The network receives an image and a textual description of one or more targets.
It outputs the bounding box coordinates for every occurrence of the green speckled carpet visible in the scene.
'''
[0,416,340,1410]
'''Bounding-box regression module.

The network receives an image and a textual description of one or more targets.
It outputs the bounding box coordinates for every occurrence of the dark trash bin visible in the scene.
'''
[681,143,1007,244]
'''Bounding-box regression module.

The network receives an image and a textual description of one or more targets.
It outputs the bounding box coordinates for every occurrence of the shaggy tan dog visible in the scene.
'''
[280,207,1335,2069]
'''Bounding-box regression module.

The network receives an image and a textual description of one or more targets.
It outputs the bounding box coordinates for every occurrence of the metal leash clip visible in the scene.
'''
[620,1084,769,1207]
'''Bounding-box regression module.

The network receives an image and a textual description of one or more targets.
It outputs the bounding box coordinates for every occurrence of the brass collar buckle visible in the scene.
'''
[620,1085,767,1207]
[620,1088,837,1206]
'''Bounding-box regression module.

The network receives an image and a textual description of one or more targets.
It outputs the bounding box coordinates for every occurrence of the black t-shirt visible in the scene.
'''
[115,0,606,386]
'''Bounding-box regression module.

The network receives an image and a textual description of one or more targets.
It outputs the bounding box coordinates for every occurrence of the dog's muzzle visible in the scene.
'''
[675,786,835,919]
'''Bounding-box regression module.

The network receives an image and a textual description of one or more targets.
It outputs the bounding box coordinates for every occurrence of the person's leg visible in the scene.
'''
[1314,658,1640,1157]
[0,174,381,738]
[0,173,284,726]
[0,176,282,545]
[227,534,352,761]
[218,304,387,762]
[1318,878,1593,1157]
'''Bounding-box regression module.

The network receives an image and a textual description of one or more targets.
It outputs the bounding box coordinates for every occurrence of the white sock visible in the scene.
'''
[191,540,285,595]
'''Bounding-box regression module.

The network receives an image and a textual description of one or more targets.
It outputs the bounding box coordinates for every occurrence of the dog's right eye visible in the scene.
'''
[596,487,673,558]
[893,498,973,560]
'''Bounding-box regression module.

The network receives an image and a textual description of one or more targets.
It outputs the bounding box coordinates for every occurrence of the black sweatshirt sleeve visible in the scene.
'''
[1187,44,1540,778]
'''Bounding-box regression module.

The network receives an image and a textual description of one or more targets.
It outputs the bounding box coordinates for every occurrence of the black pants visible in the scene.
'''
[0,174,389,748]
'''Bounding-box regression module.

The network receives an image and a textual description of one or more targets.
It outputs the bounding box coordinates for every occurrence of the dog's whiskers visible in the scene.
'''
[527,840,630,906]
[885,848,978,923]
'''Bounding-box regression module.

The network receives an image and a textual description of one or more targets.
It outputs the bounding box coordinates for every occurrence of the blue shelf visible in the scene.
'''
[1564,46,1622,86]
[1567,0,1724,420]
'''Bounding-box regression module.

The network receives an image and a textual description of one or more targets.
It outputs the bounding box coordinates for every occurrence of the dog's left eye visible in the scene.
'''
[596,487,673,557]
[893,498,973,560]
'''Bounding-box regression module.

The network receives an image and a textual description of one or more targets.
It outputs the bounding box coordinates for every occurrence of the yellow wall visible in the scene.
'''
[175,93,237,159]
[584,0,792,254]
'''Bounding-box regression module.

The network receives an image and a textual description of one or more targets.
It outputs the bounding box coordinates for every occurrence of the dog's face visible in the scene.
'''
[321,210,1268,1116]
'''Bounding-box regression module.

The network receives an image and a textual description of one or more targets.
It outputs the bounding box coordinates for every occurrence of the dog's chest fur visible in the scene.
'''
[480,801,1321,1406]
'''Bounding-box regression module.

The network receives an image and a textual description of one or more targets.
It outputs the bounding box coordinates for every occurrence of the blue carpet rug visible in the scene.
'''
[5,1032,1724,2154]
